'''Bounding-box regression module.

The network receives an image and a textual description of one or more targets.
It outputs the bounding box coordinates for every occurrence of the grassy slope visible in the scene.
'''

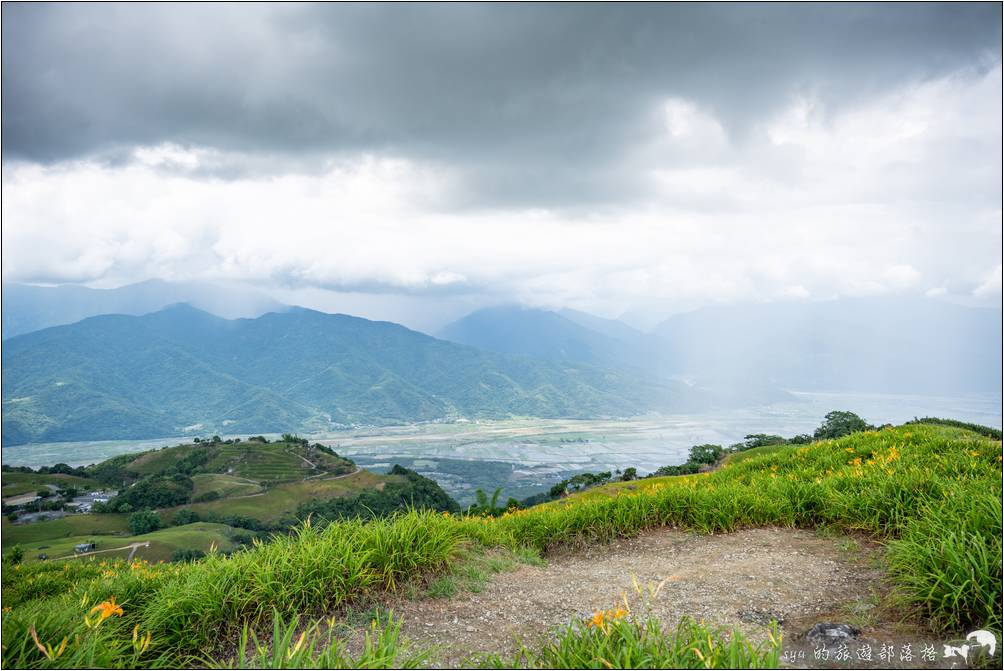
[163,469,388,523]
[1,472,102,497]
[123,440,351,483]
[8,523,241,564]
[190,474,262,499]
[2,423,1000,669]
[2,514,131,547]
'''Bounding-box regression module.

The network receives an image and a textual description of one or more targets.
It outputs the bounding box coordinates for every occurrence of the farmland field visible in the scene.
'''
[1,472,102,498]
[164,468,386,523]
[1,514,131,547]
[7,522,242,564]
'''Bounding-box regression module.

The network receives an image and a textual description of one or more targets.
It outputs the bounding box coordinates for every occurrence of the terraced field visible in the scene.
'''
[213,443,313,481]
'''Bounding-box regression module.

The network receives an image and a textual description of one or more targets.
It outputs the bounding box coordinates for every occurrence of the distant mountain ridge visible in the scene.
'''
[2,305,689,445]
[1,279,285,338]
[438,305,653,372]
[436,298,1003,396]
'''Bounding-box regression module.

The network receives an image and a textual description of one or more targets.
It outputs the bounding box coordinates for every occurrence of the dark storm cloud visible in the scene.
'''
[2,2,1001,206]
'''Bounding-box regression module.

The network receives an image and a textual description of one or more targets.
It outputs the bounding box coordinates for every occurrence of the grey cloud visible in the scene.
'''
[3,2,1000,207]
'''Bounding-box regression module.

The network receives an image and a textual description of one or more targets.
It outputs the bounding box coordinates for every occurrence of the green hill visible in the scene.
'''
[3,437,460,562]
[2,305,689,444]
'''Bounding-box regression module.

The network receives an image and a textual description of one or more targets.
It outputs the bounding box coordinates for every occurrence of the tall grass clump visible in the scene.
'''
[887,488,1003,632]
[205,610,425,669]
[485,616,781,669]
[141,510,463,650]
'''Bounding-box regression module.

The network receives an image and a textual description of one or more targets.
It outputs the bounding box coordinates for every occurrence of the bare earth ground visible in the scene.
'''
[350,527,965,669]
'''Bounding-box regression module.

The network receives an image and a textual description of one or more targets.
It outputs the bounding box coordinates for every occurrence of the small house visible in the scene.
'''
[74,542,96,553]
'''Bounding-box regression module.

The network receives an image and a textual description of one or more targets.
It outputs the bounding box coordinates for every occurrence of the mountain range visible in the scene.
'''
[3,280,1000,446]
[439,298,1003,395]
[2,305,689,445]
[1,280,284,338]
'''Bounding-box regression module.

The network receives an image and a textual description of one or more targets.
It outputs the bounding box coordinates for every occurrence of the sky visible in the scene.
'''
[2,2,1001,331]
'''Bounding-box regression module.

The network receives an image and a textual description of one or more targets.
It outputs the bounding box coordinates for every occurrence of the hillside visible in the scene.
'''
[2,305,689,444]
[438,305,650,372]
[1,421,999,668]
[440,298,1003,398]
[2,436,459,562]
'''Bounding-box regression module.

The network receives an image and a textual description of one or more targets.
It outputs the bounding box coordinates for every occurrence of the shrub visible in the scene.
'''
[128,510,164,535]
[173,509,200,526]
[4,545,24,565]
[171,549,206,563]
[192,490,221,503]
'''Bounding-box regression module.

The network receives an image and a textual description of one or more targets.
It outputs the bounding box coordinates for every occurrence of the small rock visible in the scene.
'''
[805,623,861,644]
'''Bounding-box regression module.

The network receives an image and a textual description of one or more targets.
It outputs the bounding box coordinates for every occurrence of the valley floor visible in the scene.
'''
[352,527,948,669]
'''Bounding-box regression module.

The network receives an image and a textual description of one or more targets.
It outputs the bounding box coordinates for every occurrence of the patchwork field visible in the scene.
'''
[165,468,386,523]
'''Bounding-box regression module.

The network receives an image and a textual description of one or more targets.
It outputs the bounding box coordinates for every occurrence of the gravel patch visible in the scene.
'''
[361,526,933,667]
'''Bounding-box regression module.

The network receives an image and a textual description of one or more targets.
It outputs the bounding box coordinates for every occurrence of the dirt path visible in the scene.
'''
[54,541,150,562]
[369,527,944,668]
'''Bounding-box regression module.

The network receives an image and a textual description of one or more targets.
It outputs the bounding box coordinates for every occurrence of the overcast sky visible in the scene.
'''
[2,2,1001,329]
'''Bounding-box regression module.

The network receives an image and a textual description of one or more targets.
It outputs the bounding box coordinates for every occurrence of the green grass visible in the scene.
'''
[6,523,243,565]
[1,472,102,497]
[483,616,781,669]
[204,610,426,669]
[1,422,1000,669]
[190,474,263,500]
[127,445,201,476]
[167,470,389,523]
[124,441,353,484]
[2,514,130,548]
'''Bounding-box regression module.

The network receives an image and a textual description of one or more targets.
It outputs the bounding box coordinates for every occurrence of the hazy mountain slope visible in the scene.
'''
[556,308,649,347]
[653,297,1003,394]
[2,305,685,444]
[438,305,650,372]
[1,279,285,338]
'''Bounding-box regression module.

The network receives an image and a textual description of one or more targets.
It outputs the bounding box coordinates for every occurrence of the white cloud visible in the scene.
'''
[974,266,1002,298]
[2,65,1000,323]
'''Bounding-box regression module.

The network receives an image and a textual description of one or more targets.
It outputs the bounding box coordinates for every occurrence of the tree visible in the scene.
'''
[128,510,164,535]
[688,444,725,466]
[740,434,786,449]
[814,411,871,440]
[173,509,200,526]
[621,467,638,481]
